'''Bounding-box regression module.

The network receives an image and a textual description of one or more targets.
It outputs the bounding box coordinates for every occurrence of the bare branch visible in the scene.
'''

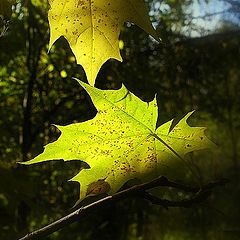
[142,190,212,209]
[18,176,229,240]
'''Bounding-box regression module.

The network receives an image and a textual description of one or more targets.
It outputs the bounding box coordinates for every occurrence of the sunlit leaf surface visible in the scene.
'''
[48,0,158,85]
[23,80,213,200]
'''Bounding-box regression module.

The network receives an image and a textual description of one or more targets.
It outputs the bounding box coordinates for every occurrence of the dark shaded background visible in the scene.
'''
[0,0,240,239]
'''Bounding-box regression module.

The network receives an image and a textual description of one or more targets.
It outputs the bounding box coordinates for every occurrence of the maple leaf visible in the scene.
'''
[48,0,158,85]
[22,80,214,201]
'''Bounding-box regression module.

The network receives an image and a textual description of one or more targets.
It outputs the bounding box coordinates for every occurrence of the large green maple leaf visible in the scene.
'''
[48,0,158,85]
[23,80,213,200]
[24,81,212,199]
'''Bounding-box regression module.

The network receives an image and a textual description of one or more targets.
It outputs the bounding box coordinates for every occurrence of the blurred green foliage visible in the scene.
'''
[0,0,239,239]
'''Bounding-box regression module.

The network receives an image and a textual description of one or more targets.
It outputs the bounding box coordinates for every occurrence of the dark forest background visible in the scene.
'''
[0,0,240,239]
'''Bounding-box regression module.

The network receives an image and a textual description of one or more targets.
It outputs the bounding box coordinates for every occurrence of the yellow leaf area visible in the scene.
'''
[23,80,214,201]
[48,0,158,85]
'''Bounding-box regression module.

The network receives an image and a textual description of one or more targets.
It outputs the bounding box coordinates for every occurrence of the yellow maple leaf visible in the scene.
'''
[22,80,214,201]
[48,0,159,85]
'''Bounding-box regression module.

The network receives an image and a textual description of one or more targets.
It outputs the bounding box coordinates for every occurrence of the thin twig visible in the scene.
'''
[18,176,229,240]
[142,190,212,209]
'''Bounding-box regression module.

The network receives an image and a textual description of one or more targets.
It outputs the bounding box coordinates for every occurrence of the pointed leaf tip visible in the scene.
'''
[48,0,158,85]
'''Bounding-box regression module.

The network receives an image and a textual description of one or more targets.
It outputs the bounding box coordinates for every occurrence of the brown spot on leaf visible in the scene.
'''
[86,179,110,196]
